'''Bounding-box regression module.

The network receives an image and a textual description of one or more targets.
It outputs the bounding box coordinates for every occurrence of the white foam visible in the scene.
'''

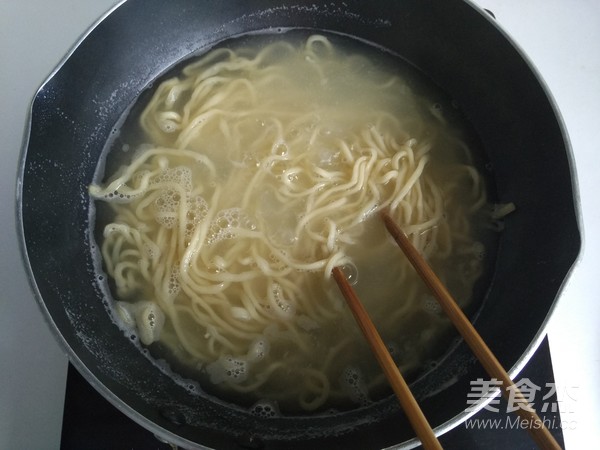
[270,282,296,318]
[168,265,180,296]
[114,301,136,327]
[249,400,280,418]
[423,295,442,315]
[206,355,248,384]
[103,223,130,238]
[246,337,270,362]
[143,241,161,260]
[296,315,319,331]
[206,208,256,245]
[340,366,369,406]
[135,301,166,346]
[184,195,209,240]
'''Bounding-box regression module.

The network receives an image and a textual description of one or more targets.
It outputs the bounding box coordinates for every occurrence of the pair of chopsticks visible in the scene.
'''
[332,211,561,450]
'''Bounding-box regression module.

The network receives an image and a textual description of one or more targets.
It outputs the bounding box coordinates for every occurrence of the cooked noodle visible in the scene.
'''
[90,35,488,412]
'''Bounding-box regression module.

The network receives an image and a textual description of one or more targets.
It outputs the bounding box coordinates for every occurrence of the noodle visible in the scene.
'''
[90,34,489,413]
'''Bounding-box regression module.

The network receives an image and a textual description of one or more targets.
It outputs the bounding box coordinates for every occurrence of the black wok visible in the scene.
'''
[17,0,580,448]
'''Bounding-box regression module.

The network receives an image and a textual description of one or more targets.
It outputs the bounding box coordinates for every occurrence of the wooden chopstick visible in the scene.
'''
[380,210,562,450]
[332,267,443,450]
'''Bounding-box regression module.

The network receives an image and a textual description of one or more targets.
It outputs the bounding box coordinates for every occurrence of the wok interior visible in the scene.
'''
[19,0,580,448]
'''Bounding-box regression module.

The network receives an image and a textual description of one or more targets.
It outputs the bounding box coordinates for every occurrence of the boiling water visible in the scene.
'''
[91,30,498,415]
